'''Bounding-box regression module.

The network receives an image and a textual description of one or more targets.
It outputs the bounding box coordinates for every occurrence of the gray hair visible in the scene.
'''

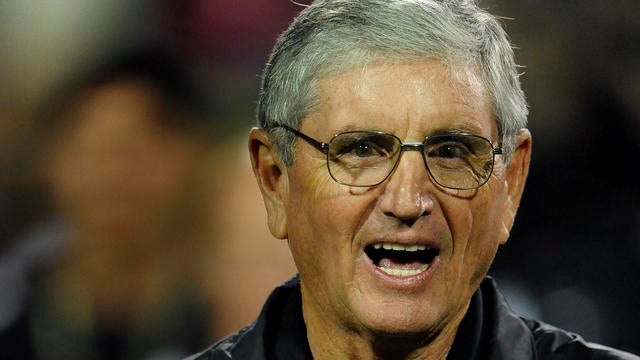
[257,0,528,165]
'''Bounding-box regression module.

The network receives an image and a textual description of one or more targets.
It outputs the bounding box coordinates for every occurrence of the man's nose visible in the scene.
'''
[378,150,434,222]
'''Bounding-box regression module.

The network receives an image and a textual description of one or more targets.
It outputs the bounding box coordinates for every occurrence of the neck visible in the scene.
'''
[303,299,467,360]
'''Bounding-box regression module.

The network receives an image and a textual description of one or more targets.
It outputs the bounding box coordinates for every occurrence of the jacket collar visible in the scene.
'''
[479,276,538,360]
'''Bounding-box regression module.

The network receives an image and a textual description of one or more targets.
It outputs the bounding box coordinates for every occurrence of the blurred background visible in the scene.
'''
[0,0,637,359]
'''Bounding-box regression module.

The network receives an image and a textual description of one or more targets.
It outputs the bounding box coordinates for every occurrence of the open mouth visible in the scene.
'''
[365,243,439,277]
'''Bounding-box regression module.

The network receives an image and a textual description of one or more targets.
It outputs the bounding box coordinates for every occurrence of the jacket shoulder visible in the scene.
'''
[183,325,254,360]
[524,318,640,360]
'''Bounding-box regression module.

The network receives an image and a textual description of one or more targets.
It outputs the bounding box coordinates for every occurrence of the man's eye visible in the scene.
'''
[343,140,387,158]
[330,133,398,164]
[428,142,470,159]
[354,141,374,157]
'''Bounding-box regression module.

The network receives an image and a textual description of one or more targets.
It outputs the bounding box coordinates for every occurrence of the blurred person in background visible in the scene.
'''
[159,0,302,341]
[0,1,300,357]
[202,135,297,340]
[24,44,214,360]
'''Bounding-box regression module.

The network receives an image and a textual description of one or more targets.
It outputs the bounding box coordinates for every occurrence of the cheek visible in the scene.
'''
[289,190,360,252]
[288,160,362,237]
[286,196,358,299]
[465,187,507,282]
[442,184,506,280]
[466,233,499,285]
[286,169,347,258]
[286,169,376,273]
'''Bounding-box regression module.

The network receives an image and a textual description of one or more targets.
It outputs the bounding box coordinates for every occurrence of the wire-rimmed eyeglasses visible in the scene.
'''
[275,124,503,190]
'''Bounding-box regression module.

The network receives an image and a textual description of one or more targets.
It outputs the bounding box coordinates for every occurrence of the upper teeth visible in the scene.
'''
[373,243,427,252]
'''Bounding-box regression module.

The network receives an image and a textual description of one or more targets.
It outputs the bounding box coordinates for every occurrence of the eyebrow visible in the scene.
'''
[429,127,484,137]
[331,125,487,138]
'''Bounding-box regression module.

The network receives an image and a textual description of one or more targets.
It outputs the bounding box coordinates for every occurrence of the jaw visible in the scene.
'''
[301,268,471,360]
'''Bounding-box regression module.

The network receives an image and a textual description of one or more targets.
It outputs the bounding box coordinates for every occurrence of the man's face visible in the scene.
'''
[255,61,528,339]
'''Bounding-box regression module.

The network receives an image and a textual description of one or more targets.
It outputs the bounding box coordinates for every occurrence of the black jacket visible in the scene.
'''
[187,276,639,360]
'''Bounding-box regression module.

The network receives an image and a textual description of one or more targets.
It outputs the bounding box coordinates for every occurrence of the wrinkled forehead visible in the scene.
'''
[307,58,489,115]
[305,60,494,136]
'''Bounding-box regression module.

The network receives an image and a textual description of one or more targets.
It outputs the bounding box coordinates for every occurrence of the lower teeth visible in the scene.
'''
[378,264,429,277]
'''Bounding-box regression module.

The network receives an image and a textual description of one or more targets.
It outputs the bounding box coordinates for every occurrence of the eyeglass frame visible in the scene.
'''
[273,124,503,190]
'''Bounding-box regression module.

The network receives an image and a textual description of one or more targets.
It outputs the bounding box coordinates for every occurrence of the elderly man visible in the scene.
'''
[188,0,639,359]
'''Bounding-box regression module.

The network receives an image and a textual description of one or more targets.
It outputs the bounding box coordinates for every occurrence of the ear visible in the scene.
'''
[248,127,289,239]
[499,128,532,244]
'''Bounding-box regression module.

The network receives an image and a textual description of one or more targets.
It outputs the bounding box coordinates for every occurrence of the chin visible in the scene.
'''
[356,305,443,339]
[367,324,441,351]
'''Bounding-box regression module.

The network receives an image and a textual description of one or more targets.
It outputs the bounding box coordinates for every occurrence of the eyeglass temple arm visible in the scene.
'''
[276,125,329,153]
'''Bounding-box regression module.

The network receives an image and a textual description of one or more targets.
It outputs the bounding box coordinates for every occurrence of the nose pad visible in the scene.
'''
[378,149,434,221]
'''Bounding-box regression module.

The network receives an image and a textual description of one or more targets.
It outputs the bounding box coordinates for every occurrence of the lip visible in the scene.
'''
[362,233,441,251]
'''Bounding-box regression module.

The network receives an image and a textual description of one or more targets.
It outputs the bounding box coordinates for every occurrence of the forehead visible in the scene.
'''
[307,61,494,138]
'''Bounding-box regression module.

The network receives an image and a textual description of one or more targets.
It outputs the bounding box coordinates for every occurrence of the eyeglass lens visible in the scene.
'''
[326,132,495,189]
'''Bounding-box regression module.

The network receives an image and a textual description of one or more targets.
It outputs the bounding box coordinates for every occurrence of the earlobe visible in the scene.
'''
[248,128,289,239]
[500,129,532,243]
